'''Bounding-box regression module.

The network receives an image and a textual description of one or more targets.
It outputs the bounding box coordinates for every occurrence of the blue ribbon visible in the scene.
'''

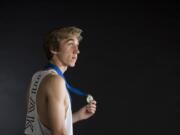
[45,63,87,97]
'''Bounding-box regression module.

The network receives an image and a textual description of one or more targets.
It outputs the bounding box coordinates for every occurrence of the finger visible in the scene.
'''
[87,105,96,110]
[88,104,96,108]
[87,108,96,113]
[87,104,96,109]
[90,100,97,105]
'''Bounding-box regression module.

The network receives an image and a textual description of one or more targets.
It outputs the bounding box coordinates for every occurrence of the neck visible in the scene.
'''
[49,58,67,74]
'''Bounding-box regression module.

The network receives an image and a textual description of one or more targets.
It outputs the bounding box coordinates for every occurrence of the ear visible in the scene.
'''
[50,50,59,55]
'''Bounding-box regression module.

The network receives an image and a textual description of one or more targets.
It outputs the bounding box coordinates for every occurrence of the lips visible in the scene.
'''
[72,56,77,60]
[72,55,77,59]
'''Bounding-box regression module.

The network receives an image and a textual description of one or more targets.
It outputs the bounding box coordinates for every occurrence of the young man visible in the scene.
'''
[24,26,97,135]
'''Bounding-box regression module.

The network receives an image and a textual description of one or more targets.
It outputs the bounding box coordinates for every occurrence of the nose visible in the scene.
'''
[74,46,80,54]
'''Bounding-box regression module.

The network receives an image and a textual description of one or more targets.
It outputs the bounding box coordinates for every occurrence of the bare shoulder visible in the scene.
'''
[40,73,66,100]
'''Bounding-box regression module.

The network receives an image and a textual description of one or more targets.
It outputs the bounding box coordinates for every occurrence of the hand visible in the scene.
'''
[78,100,97,120]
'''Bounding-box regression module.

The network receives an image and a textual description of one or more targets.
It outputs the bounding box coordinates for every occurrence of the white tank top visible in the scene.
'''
[24,69,73,135]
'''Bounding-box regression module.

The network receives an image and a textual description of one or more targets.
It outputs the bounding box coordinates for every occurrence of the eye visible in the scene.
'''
[68,42,74,46]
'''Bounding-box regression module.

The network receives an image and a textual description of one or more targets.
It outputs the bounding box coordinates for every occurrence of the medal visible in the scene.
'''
[45,63,95,103]
[86,94,94,103]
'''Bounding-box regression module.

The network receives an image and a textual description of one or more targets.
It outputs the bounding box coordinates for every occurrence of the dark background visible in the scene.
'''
[0,2,178,135]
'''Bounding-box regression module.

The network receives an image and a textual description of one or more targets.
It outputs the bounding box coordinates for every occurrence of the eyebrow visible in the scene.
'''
[65,39,79,46]
[66,39,74,42]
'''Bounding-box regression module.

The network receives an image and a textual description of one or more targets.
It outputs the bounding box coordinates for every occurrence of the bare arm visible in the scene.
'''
[72,111,81,123]
[72,100,97,124]
[46,75,68,135]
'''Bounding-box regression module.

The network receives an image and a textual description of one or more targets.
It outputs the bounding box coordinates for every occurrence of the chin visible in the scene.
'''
[69,63,76,67]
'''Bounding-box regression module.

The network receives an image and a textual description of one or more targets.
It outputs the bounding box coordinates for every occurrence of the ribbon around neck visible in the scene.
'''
[44,63,87,97]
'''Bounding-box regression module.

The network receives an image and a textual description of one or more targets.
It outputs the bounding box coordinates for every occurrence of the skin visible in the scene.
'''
[34,35,97,135]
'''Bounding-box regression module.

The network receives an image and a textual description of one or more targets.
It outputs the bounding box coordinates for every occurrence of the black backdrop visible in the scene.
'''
[0,2,178,135]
